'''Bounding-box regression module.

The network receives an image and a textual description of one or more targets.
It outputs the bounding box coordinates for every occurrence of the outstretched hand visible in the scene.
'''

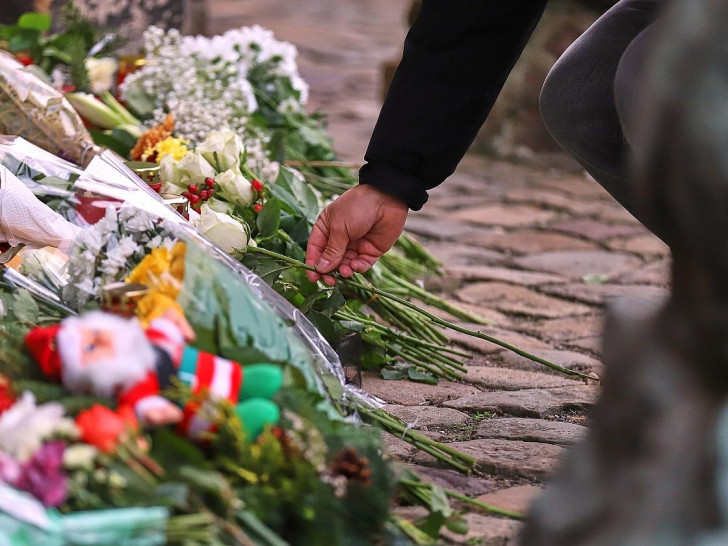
[306,185,408,285]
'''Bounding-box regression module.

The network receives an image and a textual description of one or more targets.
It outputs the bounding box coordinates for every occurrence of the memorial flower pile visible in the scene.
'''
[0,5,588,542]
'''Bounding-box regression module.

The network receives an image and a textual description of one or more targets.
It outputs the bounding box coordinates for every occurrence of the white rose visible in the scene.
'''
[206,197,234,214]
[192,204,251,257]
[85,57,118,95]
[63,444,98,470]
[215,168,255,206]
[197,130,245,171]
[176,152,216,181]
[159,155,185,192]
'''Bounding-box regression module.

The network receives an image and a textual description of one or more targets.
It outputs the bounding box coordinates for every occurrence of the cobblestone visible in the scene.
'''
[513,250,642,279]
[415,439,565,479]
[451,204,558,228]
[475,417,587,445]
[464,367,580,390]
[475,485,544,514]
[443,386,599,417]
[457,282,593,318]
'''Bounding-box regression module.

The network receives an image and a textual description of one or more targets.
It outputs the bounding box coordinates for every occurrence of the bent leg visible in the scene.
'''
[540,0,665,238]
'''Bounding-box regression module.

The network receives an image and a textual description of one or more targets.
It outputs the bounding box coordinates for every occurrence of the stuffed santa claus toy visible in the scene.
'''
[25,310,282,440]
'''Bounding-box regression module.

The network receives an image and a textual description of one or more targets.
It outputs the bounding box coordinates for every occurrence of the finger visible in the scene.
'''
[305,256,322,284]
[351,251,381,272]
[351,258,373,273]
[306,221,328,266]
[322,274,337,286]
[338,249,358,278]
[316,226,350,274]
[306,221,329,283]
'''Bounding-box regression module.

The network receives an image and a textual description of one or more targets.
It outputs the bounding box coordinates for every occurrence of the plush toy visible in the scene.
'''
[24,310,282,439]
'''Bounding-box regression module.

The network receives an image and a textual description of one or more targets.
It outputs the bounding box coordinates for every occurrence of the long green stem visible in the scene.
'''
[247,247,590,380]
[335,311,472,358]
[381,268,493,326]
[360,407,477,474]
[398,478,525,520]
[346,276,590,380]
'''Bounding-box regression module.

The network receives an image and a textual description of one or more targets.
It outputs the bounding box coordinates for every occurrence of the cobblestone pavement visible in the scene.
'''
[210,1,670,543]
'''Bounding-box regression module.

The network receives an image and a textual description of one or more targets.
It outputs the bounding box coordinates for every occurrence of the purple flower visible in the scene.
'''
[16,441,68,507]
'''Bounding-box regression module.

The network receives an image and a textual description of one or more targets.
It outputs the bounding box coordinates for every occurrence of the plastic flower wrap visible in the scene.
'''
[0,51,98,166]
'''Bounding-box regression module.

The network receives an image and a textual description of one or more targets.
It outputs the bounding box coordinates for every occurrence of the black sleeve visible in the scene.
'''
[359,0,548,210]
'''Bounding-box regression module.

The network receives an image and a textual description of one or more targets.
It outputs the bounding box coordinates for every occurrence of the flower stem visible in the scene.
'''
[398,477,525,520]
[246,246,591,380]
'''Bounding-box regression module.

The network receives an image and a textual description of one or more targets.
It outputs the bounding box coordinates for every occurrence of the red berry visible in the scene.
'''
[207,188,214,196]
[204,177,215,188]
[187,184,199,194]
[199,190,210,200]
[182,191,192,199]
[188,194,201,204]
[251,179,263,192]
[253,204,263,213]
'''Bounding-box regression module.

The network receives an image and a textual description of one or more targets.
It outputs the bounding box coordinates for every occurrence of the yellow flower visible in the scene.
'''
[126,242,187,326]
[141,136,190,163]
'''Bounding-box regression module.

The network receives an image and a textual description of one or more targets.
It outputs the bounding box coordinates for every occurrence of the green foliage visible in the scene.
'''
[210,387,395,546]
[0,0,127,92]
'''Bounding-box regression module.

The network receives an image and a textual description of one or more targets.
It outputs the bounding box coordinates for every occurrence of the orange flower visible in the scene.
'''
[75,404,137,453]
[130,114,175,161]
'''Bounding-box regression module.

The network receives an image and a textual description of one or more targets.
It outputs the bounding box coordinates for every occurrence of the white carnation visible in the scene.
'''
[0,392,78,462]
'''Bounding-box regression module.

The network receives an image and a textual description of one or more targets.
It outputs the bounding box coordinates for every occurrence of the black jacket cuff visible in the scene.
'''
[359,162,429,211]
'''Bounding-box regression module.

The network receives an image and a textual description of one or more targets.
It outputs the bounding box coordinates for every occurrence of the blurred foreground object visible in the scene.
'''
[522,0,728,543]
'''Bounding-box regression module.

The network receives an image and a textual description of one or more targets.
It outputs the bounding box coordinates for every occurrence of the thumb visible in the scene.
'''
[315,227,349,273]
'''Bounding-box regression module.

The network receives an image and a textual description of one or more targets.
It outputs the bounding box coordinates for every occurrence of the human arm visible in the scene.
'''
[306,0,548,282]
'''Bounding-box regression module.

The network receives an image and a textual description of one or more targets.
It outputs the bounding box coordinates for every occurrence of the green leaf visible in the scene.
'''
[12,289,39,323]
[90,130,136,157]
[256,198,282,237]
[18,13,51,31]
[316,287,345,313]
[380,367,405,380]
[8,29,39,52]
[307,310,338,343]
[415,512,446,539]
[120,86,156,117]
[148,428,207,470]
[429,485,451,517]
[443,516,469,535]
[407,368,438,385]
[321,373,344,401]
[269,167,319,225]
[298,290,326,314]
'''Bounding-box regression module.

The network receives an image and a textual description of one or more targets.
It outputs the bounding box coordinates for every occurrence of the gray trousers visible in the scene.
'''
[540,0,665,241]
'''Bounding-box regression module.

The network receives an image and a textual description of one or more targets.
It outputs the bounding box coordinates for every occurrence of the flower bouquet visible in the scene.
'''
[0,137,405,545]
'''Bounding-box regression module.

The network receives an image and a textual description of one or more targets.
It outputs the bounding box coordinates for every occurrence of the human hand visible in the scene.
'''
[306,185,408,285]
